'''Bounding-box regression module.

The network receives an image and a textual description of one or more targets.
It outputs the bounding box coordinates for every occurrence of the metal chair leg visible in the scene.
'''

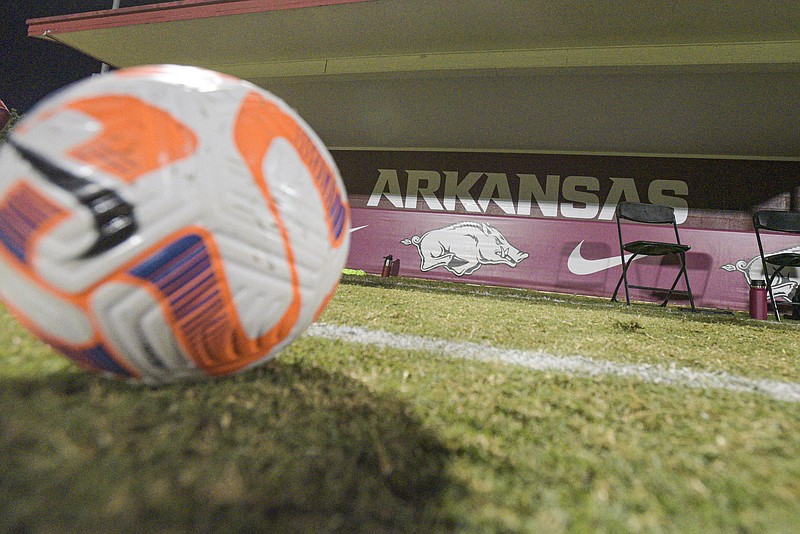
[660,267,684,307]
[611,254,637,305]
[766,268,783,321]
[611,274,623,303]
[680,252,695,311]
[661,259,695,311]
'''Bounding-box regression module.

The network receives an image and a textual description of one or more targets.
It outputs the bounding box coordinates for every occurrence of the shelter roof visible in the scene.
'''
[27,0,800,85]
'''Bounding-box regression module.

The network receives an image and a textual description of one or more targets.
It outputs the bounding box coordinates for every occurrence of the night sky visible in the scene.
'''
[1,0,170,114]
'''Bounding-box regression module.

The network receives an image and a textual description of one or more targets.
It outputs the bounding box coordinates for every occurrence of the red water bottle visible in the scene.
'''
[381,255,393,277]
[749,279,768,320]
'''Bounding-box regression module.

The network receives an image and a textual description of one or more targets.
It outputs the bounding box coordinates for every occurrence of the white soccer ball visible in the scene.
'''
[0,65,350,384]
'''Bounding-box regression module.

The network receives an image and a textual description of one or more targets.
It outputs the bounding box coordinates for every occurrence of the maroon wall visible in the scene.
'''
[333,149,800,311]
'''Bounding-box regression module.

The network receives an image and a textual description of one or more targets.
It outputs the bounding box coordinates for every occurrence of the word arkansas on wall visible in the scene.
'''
[331,148,800,311]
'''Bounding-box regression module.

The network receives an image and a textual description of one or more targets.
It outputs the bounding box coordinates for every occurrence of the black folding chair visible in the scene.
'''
[611,201,695,310]
[752,210,800,321]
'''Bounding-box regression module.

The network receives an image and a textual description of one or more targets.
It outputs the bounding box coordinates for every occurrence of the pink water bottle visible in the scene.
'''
[749,279,768,320]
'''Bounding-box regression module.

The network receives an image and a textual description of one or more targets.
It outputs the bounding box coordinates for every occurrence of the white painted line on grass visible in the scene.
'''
[306,323,800,403]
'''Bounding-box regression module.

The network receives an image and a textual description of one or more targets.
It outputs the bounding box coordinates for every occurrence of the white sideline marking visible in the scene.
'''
[305,323,800,403]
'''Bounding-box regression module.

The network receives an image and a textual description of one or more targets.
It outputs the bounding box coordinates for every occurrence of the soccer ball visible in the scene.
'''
[0,65,350,384]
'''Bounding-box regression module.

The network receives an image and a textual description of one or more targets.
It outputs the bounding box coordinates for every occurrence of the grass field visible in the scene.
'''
[1,274,800,533]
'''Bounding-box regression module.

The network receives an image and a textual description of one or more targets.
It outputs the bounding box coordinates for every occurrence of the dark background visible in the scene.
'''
[1,0,169,114]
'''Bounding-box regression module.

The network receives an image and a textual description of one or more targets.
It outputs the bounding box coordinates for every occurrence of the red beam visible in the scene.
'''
[28,0,372,36]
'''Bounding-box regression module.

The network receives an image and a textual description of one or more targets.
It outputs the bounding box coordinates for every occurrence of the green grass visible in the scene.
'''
[2,275,800,532]
[331,276,800,382]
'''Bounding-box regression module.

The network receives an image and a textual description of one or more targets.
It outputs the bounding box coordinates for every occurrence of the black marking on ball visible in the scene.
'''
[8,137,138,258]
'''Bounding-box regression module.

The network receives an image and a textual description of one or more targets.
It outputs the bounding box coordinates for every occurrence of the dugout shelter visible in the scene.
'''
[26,0,800,311]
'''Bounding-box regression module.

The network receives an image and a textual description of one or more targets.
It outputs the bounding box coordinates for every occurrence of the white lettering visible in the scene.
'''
[478,173,516,215]
[599,177,640,220]
[367,169,404,208]
[368,169,690,222]
[517,174,560,217]
[561,176,600,219]
[405,170,443,210]
[649,179,689,223]
[443,171,482,212]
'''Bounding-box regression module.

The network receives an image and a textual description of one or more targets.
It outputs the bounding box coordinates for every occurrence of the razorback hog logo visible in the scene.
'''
[721,245,800,301]
[401,221,528,276]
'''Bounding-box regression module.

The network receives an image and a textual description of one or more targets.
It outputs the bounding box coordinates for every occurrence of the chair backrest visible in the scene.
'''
[615,202,683,247]
[753,210,800,234]
[616,202,676,225]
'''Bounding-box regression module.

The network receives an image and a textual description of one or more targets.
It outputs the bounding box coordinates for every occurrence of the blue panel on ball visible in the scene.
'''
[58,343,135,378]
[0,182,69,265]
[129,234,204,280]
[128,233,219,322]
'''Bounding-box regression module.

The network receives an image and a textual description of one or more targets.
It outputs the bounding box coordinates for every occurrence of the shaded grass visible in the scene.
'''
[1,275,800,532]
[288,335,800,532]
[0,362,458,533]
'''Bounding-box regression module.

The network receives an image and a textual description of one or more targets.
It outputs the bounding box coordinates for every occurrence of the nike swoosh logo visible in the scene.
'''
[349,225,368,233]
[567,240,643,275]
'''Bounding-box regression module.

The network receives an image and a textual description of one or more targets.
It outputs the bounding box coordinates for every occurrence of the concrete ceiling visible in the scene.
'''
[27,0,800,85]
